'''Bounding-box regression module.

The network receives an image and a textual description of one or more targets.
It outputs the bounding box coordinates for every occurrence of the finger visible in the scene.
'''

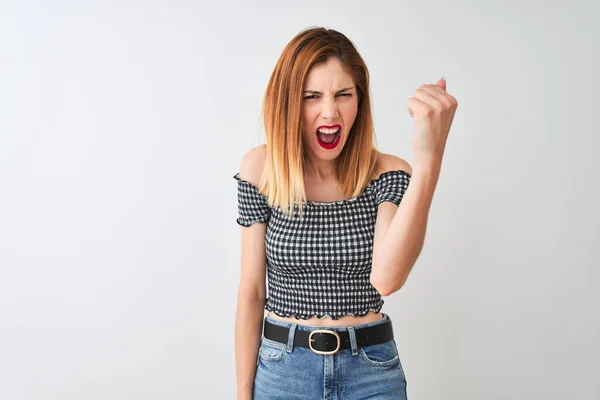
[417,84,455,109]
[413,87,439,107]
[418,84,447,103]
[436,77,446,91]
[407,97,431,117]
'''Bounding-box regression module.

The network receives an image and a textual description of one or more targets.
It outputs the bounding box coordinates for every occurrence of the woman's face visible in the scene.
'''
[301,57,358,163]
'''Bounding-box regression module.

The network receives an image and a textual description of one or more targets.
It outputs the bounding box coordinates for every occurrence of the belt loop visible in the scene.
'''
[286,323,297,353]
[347,326,359,356]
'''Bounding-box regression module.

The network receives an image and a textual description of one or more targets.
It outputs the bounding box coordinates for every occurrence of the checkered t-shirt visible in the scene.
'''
[233,170,411,320]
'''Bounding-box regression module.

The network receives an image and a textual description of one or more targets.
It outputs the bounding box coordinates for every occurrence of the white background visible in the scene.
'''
[1,1,598,399]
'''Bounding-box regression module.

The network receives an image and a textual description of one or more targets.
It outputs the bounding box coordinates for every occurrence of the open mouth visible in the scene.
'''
[316,125,341,150]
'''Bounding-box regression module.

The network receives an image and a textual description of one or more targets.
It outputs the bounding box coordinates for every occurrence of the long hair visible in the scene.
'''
[259,27,381,216]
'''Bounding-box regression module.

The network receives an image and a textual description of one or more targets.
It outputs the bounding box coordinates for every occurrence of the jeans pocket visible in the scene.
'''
[258,338,287,362]
[358,339,400,367]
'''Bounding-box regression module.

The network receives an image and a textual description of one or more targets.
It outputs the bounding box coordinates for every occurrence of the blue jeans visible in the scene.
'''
[253,313,407,399]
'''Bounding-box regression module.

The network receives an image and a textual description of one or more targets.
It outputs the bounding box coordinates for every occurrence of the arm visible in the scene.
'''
[371,77,457,296]
[235,225,267,399]
[370,159,440,296]
[235,146,268,399]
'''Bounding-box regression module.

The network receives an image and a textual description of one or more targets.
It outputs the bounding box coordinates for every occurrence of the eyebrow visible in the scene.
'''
[303,87,355,95]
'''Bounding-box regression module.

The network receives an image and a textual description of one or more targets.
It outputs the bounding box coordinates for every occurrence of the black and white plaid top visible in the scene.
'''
[234,169,411,320]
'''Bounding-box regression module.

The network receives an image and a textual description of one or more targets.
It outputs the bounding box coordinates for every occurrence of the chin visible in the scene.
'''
[314,140,346,160]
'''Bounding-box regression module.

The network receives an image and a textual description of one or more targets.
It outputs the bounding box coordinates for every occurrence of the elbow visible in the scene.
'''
[370,266,409,297]
[237,283,266,303]
[375,283,407,297]
[372,283,393,297]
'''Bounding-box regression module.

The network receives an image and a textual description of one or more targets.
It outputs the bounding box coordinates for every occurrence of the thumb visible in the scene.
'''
[436,76,447,91]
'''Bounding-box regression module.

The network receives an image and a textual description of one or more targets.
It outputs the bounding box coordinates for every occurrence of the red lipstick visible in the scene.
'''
[316,124,342,150]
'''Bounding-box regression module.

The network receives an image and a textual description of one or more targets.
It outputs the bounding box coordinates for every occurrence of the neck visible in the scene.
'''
[304,157,337,182]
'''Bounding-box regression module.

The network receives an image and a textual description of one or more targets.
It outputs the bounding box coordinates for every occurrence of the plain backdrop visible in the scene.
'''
[1,1,599,399]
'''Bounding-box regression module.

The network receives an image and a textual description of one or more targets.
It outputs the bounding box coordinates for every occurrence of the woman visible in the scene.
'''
[234,27,457,400]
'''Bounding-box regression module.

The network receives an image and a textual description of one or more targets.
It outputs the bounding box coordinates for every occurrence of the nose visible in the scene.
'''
[321,98,339,121]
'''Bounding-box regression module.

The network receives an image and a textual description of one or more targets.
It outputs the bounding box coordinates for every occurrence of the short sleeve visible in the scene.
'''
[233,173,271,227]
[370,170,411,206]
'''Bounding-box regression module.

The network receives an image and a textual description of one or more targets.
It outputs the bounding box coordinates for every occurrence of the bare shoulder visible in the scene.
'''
[238,144,267,187]
[375,152,413,177]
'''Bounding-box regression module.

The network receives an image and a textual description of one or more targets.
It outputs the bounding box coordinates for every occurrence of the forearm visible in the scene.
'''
[373,164,440,294]
[235,292,265,399]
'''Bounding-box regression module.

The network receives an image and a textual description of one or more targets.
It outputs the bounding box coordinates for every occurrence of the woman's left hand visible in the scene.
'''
[407,78,458,169]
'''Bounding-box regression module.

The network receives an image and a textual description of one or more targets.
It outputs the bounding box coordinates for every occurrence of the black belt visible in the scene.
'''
[263,317,394,355]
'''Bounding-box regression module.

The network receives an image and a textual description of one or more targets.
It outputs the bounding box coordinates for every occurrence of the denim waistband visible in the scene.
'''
[264,313,391,333]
